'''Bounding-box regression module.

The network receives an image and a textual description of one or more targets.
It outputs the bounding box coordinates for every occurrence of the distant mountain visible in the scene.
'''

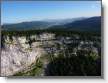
[2,21,54,31]
[45,17,85,25]
[1,17,85,31]
[48,16,101,32]
[2,16,101,32]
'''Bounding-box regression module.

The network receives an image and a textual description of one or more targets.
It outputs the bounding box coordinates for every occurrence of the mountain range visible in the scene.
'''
[2,16,101,32]
[48,16,101,32]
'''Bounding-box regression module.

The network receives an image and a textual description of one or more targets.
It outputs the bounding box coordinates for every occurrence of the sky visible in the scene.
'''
[1,1,101,24]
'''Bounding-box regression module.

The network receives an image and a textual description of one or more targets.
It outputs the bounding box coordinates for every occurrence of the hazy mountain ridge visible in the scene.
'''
[44,17,85,25]
[2,21,54,31]
[48,16,101,32]
[2,16,101,32]
[65,16,101,32]
[1,17,85,31]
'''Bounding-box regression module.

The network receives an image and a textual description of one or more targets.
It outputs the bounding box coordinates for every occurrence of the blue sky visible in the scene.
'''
[1,1,101,24]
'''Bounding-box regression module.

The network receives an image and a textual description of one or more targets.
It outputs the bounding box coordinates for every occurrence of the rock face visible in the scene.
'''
[1,35,47,76]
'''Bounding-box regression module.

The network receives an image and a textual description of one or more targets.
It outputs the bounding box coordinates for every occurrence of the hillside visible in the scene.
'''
[2,21,54,31]
[1,17,85,31]
[48,16,101,32]
[2,16,101,32]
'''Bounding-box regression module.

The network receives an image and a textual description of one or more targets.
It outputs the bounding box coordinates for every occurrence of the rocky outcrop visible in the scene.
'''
[1,36,47,76]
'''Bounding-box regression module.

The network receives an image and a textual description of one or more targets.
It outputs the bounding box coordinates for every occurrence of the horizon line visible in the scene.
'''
[2,15,101,25]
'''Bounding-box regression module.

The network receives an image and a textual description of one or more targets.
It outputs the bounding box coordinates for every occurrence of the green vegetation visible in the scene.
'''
[2,29,101,76]
[45,52,101,76]
[1,16,101,76]
[13,58,43,76]
[2,29,100,37]
[13,49,101,76]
